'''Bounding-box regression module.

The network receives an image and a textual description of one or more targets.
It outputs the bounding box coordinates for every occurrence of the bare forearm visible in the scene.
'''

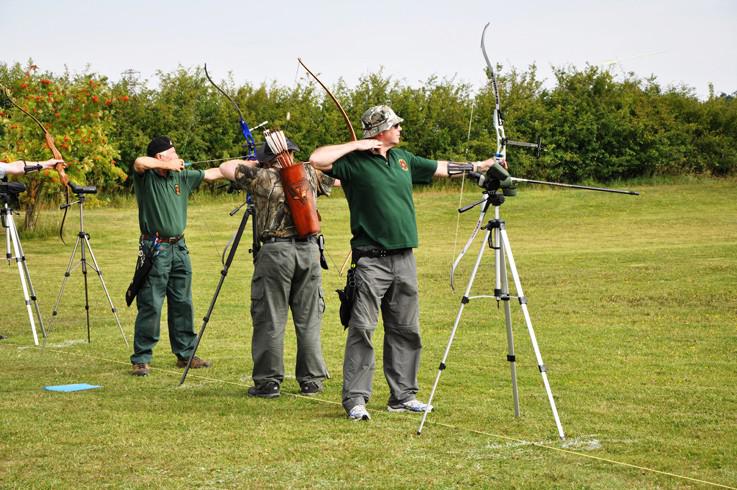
[309,143,355,171]
[219,159,256,181]
[203,167,225,182]
[133,156,181,174]
[309,140,381,171]
[2,158,63,175]
[3,161,25,175]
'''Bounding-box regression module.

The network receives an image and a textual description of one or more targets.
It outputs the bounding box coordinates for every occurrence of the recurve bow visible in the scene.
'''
[2,85,71,242]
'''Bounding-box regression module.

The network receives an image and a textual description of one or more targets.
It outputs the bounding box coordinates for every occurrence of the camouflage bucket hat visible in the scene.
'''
[360,105,404,138]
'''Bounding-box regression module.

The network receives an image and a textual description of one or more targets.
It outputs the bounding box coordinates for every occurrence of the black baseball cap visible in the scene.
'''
[146,136,174,157]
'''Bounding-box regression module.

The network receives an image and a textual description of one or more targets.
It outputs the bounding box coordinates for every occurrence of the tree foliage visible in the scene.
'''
[1,60,735,229]
[1,62,121,227]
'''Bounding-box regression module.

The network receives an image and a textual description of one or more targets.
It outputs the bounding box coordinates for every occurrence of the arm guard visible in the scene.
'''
[447,161,477,176]
[22,161,43,174]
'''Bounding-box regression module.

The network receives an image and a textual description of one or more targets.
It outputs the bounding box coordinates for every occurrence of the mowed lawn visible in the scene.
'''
[1,178,735,488]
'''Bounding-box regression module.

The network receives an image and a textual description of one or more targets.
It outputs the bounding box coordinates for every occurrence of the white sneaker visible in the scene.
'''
[387,399,433,413]
[347,404,371,421]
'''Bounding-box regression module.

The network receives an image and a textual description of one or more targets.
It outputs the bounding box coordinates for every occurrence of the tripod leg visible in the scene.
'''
[496,222,520,417]
[5,217,10,262]
[12,220,47,341]
[52,236,81,324]
[499,227,565,440]
[83,236,129,347]
[79,234,92,343]
[7,214,41,345]
[418,228,492,435]
[180,205,252,385]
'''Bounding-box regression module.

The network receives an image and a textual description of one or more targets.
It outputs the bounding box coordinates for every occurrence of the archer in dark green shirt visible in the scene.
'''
[128,136,225,377]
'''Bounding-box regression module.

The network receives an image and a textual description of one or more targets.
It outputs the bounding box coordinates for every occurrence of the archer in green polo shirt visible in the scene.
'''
[310,105,497,421]
[328,147,436,250]
[128,136,225,377]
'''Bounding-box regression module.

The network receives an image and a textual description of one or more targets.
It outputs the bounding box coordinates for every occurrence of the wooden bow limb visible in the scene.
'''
[297,58,357,275]
[297,58,357,142]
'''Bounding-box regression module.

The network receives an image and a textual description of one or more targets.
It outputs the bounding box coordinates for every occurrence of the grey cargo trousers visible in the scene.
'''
[250,239,328,388]
[342,249,422,413]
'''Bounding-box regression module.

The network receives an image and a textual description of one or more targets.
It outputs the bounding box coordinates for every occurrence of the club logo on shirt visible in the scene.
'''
[398,159,409,171]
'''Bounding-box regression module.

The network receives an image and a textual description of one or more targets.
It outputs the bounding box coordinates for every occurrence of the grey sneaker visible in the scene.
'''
[387,399,433,413]
[347,405,371,421]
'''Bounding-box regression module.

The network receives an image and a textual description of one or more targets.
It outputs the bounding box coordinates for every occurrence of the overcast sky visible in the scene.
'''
[2,0,735,99]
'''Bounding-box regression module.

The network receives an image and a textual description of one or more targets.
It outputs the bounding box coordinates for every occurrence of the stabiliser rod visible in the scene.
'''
[511,177,639,195]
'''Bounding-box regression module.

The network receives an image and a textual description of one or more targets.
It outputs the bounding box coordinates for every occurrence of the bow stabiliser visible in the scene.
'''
[298,58,357,142]
[2,85,72,243]
[204,64,258,160]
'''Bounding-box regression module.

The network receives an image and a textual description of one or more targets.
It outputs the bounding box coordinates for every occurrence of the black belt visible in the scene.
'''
[141,234,183,244]
[353,247,411,261]
[262,236,316,244]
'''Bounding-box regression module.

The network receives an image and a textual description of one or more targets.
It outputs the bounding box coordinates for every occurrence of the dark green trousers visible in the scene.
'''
[130,240,197,365]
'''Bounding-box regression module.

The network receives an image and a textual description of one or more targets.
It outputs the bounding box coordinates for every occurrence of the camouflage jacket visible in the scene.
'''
[234,162,334,239]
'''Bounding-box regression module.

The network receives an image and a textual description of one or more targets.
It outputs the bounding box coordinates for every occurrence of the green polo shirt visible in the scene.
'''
[131,168,205,237]
[328,148,437,250]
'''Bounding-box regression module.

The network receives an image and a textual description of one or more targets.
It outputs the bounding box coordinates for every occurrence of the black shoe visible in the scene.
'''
[300,381,323,396]
[247,382,280,398]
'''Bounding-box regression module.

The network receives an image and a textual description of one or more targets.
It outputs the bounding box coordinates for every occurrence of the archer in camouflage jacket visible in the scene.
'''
[218,139,335,398]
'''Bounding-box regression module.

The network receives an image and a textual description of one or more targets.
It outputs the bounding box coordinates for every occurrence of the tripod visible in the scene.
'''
[1,181,46,345]
[51,184,128,346]
[418,190,565,439]
[179,195,257,385]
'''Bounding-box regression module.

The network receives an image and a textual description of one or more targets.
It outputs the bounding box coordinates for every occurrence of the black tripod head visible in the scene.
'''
[0,180,26,209]
[468,171,518,197]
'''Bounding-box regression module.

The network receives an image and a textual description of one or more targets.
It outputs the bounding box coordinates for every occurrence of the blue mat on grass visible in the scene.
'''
[43,383,101,392]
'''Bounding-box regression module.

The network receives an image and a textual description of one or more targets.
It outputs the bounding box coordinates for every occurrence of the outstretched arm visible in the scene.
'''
[434,157,495,177]
[309,139,382,172]
[203,166,226,182]
[1,158,65,176]
[219,159,258,181]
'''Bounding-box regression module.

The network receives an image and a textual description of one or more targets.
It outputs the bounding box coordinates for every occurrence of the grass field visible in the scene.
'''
[1,178,736,488]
